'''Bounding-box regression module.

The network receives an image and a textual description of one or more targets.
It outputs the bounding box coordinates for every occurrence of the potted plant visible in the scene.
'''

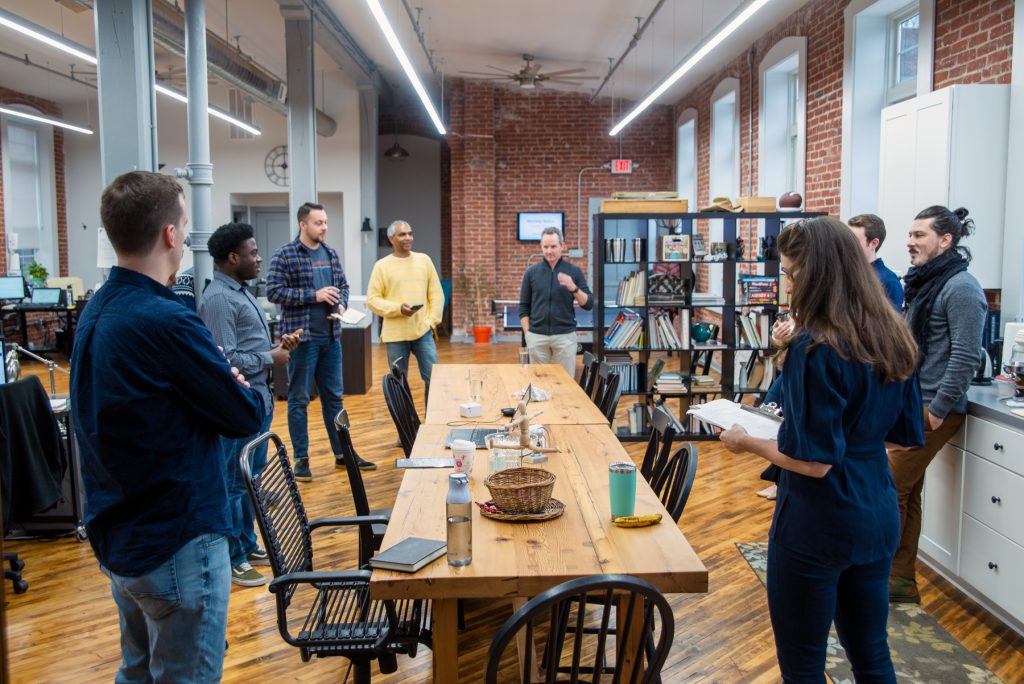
[27,261,48,288]
[454,265,494,344]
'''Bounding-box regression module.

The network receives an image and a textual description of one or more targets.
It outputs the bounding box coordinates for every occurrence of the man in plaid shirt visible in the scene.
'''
[267,202,374,480]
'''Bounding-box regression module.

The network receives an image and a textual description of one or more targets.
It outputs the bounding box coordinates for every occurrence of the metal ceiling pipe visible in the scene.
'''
[589,0,669,105]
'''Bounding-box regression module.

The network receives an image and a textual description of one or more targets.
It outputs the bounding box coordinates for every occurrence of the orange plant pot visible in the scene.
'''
[472,326,492,344]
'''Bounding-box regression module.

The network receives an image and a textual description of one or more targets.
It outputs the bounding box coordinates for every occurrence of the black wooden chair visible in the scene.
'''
[485,574,675,684]
[390,356,414,404]
[594,363,623,423]
[577,351,599,399]
[334,409,390,555]
[639,405,679,483]
[240,432,431,684]
[650,444,699,523]
[383,374,420,457]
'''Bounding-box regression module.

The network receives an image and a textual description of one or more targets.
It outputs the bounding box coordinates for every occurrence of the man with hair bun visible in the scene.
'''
[888,205,987,603]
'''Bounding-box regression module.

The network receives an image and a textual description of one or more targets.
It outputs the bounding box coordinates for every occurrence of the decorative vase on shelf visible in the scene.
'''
[691,322,713,343]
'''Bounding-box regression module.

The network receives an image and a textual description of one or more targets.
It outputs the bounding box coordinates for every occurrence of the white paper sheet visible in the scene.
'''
[686,399,781,440]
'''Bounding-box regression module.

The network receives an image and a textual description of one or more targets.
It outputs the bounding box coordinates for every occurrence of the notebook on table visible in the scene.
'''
[369,537,447,573]
[444,427,501,448]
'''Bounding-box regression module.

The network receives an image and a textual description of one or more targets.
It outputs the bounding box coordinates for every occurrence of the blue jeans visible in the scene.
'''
[767,542,895,683]
[287,337,343,460]
[101,533,231,684]
[385,329,438,403]
[222,406,274,566]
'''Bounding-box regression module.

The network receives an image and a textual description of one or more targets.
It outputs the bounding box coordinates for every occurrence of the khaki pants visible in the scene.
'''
[887,405,966,581]
[524,331,578,378]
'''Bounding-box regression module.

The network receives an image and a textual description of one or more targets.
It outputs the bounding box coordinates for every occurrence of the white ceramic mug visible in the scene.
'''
[451,439,476,475]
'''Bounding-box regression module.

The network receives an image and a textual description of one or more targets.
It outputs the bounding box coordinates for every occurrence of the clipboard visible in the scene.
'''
[686,399,782,440]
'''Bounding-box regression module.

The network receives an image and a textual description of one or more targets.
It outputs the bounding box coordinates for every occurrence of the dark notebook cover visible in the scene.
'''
[369,537,447,573]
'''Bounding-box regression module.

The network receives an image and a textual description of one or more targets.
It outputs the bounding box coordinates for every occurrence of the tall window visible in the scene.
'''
[1,115,56,275]
[709,80,739,297]
[759,37,806,200]
[675,109,697,208]
[887,7,920,103]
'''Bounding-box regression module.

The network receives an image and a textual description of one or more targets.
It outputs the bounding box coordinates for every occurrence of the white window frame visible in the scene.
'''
[708,79,740,297]
[886,5,921,104]
[758,37,807,200]
[839,0,935,219]
[675,107,698,209]
[1,111,57,276]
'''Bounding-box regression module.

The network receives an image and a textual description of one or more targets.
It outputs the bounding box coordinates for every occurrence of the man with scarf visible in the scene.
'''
[888,205,986,603]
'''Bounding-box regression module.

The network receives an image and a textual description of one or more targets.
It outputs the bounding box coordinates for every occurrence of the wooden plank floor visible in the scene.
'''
[7,340,1024,682]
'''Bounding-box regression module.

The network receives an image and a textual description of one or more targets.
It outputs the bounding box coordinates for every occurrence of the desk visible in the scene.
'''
[425,363,608,425]
[371,423,708,681]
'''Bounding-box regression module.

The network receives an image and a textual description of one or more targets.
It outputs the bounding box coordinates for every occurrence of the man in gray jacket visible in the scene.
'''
[888,206,987,603]
[519,227,593,377]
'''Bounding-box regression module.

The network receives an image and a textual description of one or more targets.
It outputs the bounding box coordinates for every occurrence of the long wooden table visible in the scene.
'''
[424,363,608,425]
[370,421,709,681]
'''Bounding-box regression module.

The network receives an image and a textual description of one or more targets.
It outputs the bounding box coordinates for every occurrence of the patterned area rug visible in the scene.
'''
[736,542,1003,684]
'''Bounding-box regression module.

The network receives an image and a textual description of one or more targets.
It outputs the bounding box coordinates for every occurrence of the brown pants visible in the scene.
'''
[887,406,966,581]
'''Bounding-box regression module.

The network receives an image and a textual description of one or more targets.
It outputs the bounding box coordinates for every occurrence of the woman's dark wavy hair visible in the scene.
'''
[777,217,918,383]
[915,205,975,262]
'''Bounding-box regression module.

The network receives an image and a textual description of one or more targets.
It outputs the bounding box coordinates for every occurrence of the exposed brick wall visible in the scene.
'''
[934,0,1014,87]
[0,87,69,278]
[445,80,674,333]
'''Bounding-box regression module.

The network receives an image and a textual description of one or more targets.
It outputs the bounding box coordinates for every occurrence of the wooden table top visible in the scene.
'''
[424,363,608,425]
[370,423,708,601]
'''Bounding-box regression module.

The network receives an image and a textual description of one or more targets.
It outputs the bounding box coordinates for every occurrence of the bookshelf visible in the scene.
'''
[593,210,825,441]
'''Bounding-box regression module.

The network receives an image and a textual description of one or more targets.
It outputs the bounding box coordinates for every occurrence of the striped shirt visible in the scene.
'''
[266,236,349,342]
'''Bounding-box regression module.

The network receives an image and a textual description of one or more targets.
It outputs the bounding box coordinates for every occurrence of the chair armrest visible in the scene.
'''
[308,514,391,531]
[268,569,372,594]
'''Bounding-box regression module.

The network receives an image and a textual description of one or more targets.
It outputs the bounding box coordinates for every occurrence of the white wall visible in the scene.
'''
[64,69,366,291]
[376,134,441,266]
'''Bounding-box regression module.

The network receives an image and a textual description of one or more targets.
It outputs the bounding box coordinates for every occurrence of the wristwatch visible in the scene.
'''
[570,287,579,294]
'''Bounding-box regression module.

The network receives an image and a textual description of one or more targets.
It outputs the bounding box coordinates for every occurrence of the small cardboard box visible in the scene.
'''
[657,235,690,261]
[736,196,777,212]
[600,199,688,214]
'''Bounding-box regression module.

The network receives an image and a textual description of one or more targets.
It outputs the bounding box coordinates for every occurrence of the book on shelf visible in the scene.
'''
[654,371,689,394]
[604,309,644,349]
[605,353,639,393]
[736,311,772,348]
[648,311,683,350]
[739,275,778,305]
[616,270,647,306]
[647,358,666,391]
[368,537,447,573]
[691,292,726,306]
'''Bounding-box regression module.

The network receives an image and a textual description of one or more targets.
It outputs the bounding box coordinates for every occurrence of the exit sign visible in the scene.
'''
[611,159,633,174]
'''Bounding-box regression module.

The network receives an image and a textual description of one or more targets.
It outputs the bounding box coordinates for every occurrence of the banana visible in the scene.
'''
[612,513,662,528]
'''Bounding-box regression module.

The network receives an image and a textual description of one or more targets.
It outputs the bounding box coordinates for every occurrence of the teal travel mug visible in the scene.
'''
[608,462,637,520]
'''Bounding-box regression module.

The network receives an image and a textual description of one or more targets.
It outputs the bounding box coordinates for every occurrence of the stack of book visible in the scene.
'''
[616,270,647,306]
[654,371,689,395]
[648,310,687,350]
[739,275,778,305]
[736,311,771,348]
[604,309,644,349]
[692,291,726,307]
[690,374,720,392]
[605,353,639,393]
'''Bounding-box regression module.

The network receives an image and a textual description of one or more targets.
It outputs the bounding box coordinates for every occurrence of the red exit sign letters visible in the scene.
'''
[611,159,633,174]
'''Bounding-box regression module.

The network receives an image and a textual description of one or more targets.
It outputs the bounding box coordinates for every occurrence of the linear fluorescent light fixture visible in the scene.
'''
[365,0,446,135]
[0,8,260,135]
[154,84,262,136]
[0,106,93,134]
[609,0,775,136]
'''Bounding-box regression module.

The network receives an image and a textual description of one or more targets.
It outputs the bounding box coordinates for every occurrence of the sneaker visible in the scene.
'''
[293,458,312,482]
[335,454,378,471]
[756,485,777,500]
[888,576,920,603]
[247,548,270,566]
[231,561,267,587]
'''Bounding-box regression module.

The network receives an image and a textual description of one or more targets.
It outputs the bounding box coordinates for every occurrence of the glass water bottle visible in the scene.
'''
[446,473,472,566]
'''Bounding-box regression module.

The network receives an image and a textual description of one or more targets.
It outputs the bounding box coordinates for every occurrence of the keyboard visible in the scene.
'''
[445,427,502,448]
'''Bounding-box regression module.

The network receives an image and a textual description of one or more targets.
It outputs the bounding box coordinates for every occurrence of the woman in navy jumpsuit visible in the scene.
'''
[721,218,924,683]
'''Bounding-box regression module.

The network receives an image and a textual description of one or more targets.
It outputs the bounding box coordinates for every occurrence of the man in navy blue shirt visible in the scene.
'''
[71,171,265,682]
[848,214,904,310]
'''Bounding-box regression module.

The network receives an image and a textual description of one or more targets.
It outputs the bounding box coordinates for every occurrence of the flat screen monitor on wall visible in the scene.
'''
[517,212,564,242]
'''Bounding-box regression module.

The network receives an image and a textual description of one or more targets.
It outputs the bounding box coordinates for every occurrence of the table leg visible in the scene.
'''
[616,593,644,681]
[512,597,541,682]
[432,598,459,682]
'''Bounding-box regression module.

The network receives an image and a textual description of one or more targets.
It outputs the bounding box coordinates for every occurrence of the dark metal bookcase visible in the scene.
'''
[593,210,824,441]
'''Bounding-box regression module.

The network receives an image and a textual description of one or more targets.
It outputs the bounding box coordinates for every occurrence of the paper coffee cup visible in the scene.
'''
[451,439,476,474]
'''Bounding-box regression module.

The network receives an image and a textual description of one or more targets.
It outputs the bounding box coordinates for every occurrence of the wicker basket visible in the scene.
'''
[484,467,556,514]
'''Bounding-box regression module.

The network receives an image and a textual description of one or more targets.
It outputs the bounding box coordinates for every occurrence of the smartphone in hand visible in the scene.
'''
[408,304,424,311]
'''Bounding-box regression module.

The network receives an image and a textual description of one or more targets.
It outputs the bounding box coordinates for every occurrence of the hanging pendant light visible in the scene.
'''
[384,136,410,160]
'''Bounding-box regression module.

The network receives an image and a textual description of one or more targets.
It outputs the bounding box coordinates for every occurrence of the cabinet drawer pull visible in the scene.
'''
[991,495,1001,504]
[988,561,999,571]
[993,442,1004,451]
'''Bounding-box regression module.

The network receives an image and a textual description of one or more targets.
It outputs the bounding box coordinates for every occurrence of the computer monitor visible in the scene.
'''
[517,212,564,241]
[0,276,26,300]
[30,288,62,305]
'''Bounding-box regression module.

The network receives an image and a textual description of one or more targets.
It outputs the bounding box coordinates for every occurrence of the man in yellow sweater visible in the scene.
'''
[367,220,444,405]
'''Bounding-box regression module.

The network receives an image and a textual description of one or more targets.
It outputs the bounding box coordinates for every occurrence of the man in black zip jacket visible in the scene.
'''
[518,227,593,377]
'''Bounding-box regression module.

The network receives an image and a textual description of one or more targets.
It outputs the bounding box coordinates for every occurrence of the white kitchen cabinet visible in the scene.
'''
[919,441,964,573]
[877,84,1009,288]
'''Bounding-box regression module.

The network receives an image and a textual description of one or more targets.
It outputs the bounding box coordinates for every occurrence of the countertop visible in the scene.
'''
[968,383,1024,431]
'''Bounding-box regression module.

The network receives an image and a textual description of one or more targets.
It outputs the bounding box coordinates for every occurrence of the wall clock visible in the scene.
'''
[264,145,289,187]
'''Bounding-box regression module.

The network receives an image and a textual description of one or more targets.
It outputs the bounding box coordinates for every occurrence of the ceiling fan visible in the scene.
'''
[459,54,599,89]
